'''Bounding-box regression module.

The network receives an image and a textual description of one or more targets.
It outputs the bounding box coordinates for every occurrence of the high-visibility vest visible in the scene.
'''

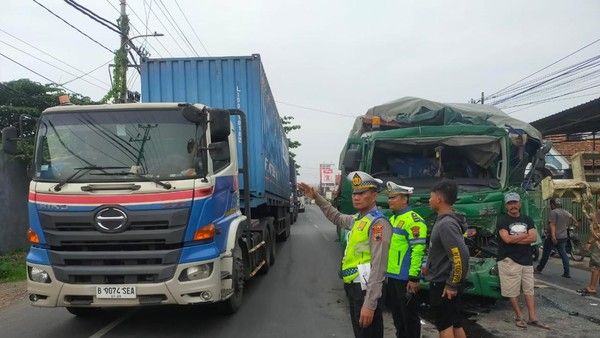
[386,208,427,280]
[340,209,385,283]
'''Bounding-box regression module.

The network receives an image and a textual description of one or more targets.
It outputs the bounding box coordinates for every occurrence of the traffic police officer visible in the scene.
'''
[385,181,428,338]
[298,172,392,338]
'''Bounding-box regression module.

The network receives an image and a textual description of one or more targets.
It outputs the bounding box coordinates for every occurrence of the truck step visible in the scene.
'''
[248,260,266,278]
[221,271,232,280]
[247,241,266,254]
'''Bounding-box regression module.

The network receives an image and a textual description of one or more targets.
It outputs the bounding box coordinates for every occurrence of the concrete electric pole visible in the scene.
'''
[119,0,128,103]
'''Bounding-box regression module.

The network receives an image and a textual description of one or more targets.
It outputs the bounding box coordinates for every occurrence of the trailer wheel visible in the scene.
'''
[66,307,100,317]
[260,219,276,274]
[219,242,245,314]
[276,214,291,242]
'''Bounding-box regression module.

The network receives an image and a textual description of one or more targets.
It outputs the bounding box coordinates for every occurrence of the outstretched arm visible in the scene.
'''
[298,183,353,230]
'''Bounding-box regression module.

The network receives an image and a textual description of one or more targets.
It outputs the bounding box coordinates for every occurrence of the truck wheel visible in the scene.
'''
[276,214,291,242]
[260,222,275,274]
[66,307,100,317]
[219,243,244,314]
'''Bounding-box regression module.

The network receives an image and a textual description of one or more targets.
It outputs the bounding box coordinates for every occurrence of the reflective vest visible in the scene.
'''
[386,207,428,280]
[340,209,385,283]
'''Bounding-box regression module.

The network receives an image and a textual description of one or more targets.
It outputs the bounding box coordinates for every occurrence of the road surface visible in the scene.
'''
[1,205,599,337]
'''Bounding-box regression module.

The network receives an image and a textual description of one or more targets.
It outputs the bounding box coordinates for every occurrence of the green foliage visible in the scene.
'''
[0,250,27,283]
[282,115,301,174]
[0,79,99,162]
[103,15,130,103]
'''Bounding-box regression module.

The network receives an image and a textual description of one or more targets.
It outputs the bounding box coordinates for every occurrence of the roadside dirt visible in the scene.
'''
[0,281,27,309]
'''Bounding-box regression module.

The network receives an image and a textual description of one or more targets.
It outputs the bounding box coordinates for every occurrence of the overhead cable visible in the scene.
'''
[0,51,77,93]
[487,36,600,100]
[0,39,109,91]
[155,0,199,56]
[0,27,110,86]
[32,0,115,55]
[64,0,121,34]
[276,100,356,118]
[174,0,210,56]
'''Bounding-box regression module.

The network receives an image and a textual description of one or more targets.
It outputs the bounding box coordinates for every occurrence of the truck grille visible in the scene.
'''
[39,208,189,284]
[54,221,170,232]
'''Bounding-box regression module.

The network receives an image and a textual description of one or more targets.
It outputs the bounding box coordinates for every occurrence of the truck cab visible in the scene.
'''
[335,97,545,299]
[3,102,285,315]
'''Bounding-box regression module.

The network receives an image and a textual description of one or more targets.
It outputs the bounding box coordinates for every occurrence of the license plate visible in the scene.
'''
[95,285,137,299]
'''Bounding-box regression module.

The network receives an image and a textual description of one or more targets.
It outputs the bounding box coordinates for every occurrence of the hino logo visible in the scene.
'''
[94,207,128,232]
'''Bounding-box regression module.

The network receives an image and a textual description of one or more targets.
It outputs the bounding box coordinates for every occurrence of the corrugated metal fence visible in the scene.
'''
[536,192,596,245]
[0,153,29,254]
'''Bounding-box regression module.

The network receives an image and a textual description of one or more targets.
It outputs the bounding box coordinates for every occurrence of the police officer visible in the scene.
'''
[299,171,392,338]
[385,181,428,338]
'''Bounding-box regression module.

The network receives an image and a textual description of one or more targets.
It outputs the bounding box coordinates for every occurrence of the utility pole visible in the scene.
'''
[119,0,128,103]
[481,91,484,104]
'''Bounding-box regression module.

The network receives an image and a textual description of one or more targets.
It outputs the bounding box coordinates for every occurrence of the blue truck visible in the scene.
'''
[1,54,292,315]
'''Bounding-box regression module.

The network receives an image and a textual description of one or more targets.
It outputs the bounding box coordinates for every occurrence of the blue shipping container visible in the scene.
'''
[141,54,290,208]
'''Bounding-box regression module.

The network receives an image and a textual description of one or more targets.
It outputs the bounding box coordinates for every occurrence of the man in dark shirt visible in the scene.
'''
[497,192,549,330]
[426,180,469,338]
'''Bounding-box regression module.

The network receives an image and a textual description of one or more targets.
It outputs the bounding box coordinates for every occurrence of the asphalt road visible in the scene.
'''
[1,205,599,337]
[0,206,358,338]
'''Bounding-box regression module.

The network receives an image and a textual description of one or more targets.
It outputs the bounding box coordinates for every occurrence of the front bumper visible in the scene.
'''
[27,256,233,307]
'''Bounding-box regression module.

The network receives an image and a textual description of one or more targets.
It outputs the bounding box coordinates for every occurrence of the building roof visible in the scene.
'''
[530,97,600,136]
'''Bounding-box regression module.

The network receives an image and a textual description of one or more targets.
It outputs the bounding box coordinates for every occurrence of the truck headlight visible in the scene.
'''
[28,266,51,283]
[179,263,213,281]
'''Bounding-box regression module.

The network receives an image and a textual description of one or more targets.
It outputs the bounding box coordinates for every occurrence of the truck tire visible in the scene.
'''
[66,307,100,317]
[219,242,245,314]
[260,219,275,274]
[276,214,291,242]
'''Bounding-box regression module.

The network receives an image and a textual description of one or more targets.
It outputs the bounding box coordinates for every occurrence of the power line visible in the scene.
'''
[64,0,120,34]
[494,61,600,108]
[491,55,600,101]
[104,0,165,58]
[60,59,112,86]
[32,0,115,55]
[276,100,356,118]
[504,83,600,110]
[0,39,109,91]
[505,92,600,116]
[0,51,76,93]
[174,0,210,56]
[0,27,110,86]
[129,1,185,56]
[487,37,600,100]
[490,55,600,106]
[154,0,198,56]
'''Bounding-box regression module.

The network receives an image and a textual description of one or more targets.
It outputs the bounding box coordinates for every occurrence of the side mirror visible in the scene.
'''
[343,148,361,172]
[208,109,231,141]
[209,141,230,162]
[181,105,206,124]
[1,126,18,155]
[541,140,552,154]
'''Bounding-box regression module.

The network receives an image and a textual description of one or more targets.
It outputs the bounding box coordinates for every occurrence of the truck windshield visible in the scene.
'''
[34,109,207,182]
[370,136,504,192]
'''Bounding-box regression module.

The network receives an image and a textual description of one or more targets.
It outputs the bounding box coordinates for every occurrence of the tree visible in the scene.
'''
[282,115,301,175]
[0,79,98,161]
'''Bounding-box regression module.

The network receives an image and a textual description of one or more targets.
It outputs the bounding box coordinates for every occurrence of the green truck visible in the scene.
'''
[334,97,546,299]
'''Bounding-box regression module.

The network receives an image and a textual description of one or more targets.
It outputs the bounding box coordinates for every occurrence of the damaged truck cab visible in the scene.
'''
[335,97,545,299]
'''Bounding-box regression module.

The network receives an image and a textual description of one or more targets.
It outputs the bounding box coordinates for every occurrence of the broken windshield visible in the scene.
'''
[34,109,207,182]
[370,136,504,192]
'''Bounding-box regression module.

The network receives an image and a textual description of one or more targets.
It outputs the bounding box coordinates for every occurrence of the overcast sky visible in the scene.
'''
[1,0,599,184]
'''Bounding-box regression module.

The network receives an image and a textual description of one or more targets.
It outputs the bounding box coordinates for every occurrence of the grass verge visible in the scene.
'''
[0,250,27,283]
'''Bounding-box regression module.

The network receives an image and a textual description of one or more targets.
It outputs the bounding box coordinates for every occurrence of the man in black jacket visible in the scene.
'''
[426,180,469,338]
